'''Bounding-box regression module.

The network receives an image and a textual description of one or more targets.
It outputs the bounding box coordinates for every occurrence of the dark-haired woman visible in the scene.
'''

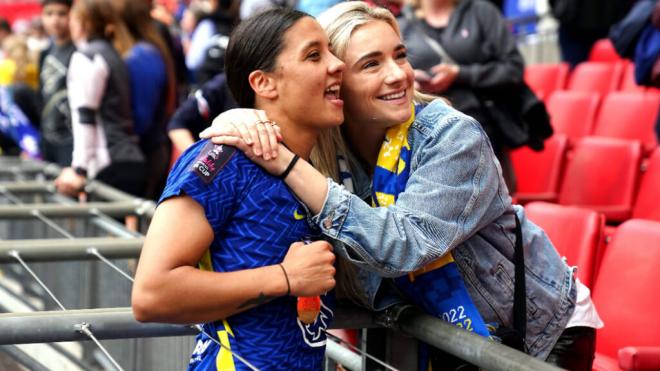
[131,8,343,370]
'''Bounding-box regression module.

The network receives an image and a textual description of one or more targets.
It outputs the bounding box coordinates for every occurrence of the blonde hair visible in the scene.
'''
[313,1,434,181]
[1,35,37,86]
[312,2,436,306]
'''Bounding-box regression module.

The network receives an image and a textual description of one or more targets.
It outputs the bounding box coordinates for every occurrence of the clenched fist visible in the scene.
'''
[281,241,336,297]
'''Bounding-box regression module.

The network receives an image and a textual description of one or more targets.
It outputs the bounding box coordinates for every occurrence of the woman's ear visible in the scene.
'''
[248,70,278,100]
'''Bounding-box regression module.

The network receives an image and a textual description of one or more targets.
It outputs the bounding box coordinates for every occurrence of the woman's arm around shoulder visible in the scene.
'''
[313,101,510,276]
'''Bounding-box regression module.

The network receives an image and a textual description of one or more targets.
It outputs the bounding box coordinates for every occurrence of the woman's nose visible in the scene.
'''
[385,60,406,83]
[328,53,345,74]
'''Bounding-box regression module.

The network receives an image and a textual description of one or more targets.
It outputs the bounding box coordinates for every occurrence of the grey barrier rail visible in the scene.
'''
[0,158,564,371]
[0,238,143,262]
[0,202,152,218]
[0,180,156,220]
[0,306,562,371]
[0,306,379,344]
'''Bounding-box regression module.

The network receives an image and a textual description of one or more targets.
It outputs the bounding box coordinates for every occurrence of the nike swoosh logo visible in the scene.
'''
[293,209,305,220]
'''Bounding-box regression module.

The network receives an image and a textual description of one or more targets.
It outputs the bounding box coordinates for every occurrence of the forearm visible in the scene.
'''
[132,263,288,324]
[67,51,108,171]
[317,181,443,276]
[283,155,329,214]
[132,195,334,324]
[70,118,97,170]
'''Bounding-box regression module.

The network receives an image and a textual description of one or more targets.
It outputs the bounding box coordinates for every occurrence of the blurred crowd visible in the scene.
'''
[0,0,363,199]
[0,0,648,200]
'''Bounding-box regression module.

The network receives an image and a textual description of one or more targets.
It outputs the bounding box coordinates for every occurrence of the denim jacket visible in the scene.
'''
[311,99,576,359]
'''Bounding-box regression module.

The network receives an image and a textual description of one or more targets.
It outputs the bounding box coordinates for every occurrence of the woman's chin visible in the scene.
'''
[391,109,414,125]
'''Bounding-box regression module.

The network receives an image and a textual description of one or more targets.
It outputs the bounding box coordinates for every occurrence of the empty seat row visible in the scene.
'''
[512,139,660,223]
[547,91,659,152]
[523,205,660,371]
[525,61,659,101]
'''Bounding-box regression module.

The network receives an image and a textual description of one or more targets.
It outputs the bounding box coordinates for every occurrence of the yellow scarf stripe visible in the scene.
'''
[375,108,415,178]
[216,320,235,370]
[375,192,396,207]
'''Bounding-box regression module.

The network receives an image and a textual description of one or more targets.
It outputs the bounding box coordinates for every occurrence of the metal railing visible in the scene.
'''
[0,157,563,371]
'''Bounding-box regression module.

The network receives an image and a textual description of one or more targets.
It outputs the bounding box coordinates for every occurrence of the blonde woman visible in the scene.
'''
[202,2,601,370]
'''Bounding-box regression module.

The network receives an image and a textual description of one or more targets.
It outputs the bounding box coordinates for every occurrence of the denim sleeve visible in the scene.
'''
[313,104,509,277]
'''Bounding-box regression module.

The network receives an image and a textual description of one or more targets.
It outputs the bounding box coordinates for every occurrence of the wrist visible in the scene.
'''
[276,148,295,175]
[277,263,291,296]
[279,154,300,180]
[268,264,291,297]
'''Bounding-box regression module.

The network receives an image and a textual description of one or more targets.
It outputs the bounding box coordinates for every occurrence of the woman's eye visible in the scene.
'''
[306,51,321,60]
[363,61,378,69]
[396,51,408,60]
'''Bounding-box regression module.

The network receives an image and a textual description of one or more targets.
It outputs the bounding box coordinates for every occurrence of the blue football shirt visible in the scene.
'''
[160,140,334,370]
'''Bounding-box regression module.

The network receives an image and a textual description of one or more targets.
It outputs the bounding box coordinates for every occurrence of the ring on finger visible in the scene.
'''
[257,120,277,128]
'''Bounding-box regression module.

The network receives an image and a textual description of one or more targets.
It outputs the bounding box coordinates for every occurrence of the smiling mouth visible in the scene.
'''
[324,84,340,100]
[378,90,406,101]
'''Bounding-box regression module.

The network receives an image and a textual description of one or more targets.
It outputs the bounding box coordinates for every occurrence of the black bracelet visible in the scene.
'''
[279,154,300,180]
[278,263,291,296]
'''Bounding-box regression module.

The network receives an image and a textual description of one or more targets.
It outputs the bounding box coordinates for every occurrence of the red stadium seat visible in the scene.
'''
[558,138,643,222]
[618,347,660,371]
[524,63,569,99]
[567,62,624,96]
[592,220,660,367]
[511,135,569,203]
[632,148,660,221]
[588,39,623,63]
[524,202,604,287]
[546,91,600,142]
[592,92,660,153]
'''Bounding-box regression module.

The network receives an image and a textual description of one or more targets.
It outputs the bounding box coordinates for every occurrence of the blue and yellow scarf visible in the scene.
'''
[371,105,490,338]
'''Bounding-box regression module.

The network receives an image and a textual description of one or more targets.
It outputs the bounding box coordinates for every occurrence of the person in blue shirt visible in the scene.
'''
[121,0,177,200]
[131,8,344,370]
